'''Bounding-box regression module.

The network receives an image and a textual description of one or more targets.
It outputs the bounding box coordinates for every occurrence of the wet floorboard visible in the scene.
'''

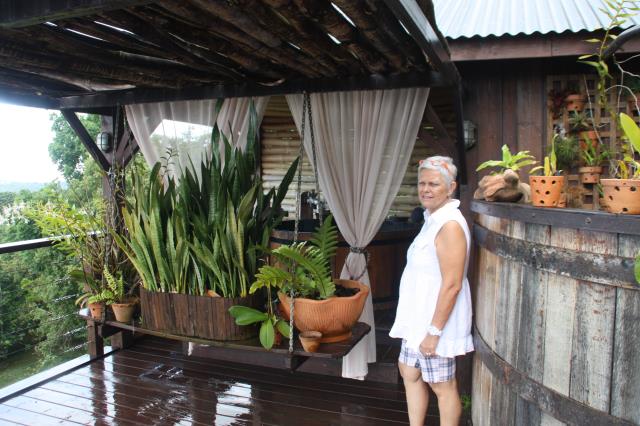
[0,336,439,425]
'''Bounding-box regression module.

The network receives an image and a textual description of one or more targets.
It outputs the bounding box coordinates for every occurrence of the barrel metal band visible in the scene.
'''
[473,224,638,290]
[474,325,635,426]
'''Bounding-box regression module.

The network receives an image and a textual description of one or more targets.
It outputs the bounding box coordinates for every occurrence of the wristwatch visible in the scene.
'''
[427,325,442,337]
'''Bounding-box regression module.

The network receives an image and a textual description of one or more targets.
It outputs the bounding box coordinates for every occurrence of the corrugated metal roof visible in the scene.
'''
[433,0,640,39]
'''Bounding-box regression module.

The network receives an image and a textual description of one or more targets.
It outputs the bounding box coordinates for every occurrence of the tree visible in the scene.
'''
[48,113,101,182]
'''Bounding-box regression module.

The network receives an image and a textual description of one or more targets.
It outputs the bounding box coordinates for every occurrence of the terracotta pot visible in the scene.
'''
[579,166,603,184]
[600,179,640,214]
[299,331,322,353]
[111,298,137,323]
[278,279,369,343]
[529,176,565,207]
[565,94,586,112]
[88,302,104,320]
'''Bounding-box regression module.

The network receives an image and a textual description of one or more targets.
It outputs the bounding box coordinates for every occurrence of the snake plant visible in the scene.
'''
[116,102,298,297]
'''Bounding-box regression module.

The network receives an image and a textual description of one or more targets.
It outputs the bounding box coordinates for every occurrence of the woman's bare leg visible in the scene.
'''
[430,378,461,426]
[399,362,429,426]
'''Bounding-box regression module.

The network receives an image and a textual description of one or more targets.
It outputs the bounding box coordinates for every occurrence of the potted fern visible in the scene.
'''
[229,216,369,348]
[87,268,138,323]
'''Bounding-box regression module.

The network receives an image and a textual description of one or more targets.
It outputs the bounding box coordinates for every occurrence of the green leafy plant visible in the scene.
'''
[616,112,640,179]
[228,215,339,349]
[476,145,537,174]
[115,102,298,297]
[28,174,135,308]
[635,253,640,285]
[568,110,594,132]
[580,136,610,166]
[554,134,579,171]
[531,134,560,176]
[87,267,132,305]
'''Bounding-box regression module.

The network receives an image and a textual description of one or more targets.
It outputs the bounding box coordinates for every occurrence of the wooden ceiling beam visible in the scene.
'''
[57,70,449,109]
[383,0,458,82]
[0,0,155,28]
[236,0,358,75]
[153,1,323,78]
[0,87,59,109]
[281,0,388,73]
[61,109,111,171]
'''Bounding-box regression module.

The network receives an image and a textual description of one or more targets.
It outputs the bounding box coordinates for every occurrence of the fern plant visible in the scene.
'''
[87,267,135,305]
[228,215,339,349]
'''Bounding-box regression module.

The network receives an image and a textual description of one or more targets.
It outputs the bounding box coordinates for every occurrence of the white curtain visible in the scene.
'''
[286,88,430,379]
[125,97,269,180]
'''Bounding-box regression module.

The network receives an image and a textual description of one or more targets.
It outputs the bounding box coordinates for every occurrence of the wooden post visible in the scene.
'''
[86,319,104,359]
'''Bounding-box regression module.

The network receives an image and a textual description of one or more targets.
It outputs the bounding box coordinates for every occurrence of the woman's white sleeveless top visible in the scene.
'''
[389,200,474,357]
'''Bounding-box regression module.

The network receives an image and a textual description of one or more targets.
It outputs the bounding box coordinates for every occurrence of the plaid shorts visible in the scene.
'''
[399,339,456,383]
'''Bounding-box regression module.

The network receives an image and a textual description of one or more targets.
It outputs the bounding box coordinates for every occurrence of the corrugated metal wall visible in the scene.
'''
[260,95,440,218]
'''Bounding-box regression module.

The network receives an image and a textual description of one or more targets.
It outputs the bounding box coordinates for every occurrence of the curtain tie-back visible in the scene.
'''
[349,246,367,254]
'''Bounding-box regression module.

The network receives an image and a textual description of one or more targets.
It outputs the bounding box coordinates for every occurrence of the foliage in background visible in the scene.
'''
[48,113,101,182]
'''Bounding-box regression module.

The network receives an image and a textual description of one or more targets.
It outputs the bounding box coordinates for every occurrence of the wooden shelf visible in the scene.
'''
[78,309,370,360]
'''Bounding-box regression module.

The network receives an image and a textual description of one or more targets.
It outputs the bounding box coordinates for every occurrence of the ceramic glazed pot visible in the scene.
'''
[299,331,322,352]
[529,176,565,207]
[579,166,603,184]
[600,179,640,214]
[278,279,369,343]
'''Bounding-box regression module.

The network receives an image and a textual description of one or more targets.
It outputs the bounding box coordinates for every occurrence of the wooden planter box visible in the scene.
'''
[140,288,261,341]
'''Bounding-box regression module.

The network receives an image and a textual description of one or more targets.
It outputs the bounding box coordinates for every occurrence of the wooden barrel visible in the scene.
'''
[270,219,421,309]
[471,200,640,425]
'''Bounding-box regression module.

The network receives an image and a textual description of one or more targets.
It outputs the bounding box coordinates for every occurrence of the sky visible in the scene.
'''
[0,102,61,183]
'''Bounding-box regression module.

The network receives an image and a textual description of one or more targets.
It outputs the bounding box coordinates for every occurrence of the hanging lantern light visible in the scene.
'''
[97,131,113,153]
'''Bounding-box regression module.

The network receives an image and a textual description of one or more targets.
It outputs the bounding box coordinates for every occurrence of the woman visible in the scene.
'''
[389,156,474,426]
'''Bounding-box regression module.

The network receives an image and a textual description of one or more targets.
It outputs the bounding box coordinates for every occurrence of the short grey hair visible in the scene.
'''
[418,156,457,186]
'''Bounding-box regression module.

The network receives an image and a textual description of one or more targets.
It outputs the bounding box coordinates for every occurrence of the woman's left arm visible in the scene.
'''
[419,221,467,355]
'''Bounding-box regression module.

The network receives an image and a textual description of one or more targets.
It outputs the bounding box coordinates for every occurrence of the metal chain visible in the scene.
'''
[305,92,323,225]
[289,94,308,354]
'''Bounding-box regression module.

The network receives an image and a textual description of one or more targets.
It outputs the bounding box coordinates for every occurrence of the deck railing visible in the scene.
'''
[0,236,89,388]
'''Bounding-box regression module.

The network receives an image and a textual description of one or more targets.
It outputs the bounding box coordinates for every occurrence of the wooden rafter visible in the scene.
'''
[0,0,154,28]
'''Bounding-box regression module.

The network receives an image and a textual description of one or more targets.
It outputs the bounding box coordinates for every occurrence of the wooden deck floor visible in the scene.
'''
[0,336,440,425]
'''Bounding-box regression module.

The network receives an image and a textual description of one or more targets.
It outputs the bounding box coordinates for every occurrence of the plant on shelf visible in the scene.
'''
[114,102,299,341]
[554,132,579,173]
[230,215,370,347]
[88,267,138,322]
[529,134,565,207]
[635,252,640,285]
[474,145,536,203]
[476,144,537,174]
[600,112,640,213]
[29,174,135,320]
[579,136,610,183]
